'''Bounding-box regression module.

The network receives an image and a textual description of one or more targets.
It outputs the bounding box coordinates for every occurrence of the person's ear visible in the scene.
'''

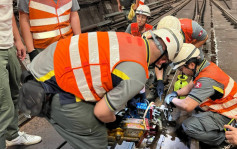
[189,62,196,69]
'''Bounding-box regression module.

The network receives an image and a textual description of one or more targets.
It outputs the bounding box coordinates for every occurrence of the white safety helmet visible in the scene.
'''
[157,16,181,31]
[170,43,201,70]
[136,5,151,17]
[143,28,183,61]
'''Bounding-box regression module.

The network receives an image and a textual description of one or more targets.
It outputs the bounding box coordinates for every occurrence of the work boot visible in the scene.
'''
[6,131,42,147]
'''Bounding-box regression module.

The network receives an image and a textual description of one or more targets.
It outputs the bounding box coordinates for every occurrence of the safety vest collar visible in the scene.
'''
[29,0,72,17]
[194,59,209,78]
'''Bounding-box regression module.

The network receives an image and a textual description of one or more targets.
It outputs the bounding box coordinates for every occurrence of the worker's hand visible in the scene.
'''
[224,116,237,145]
[118,4,122,12]
[15,40,26,60]
[156,80,164,100]
[165,91,177,104]
[132,3,138,10]
[28,49,39,61]
[225,125,237,145]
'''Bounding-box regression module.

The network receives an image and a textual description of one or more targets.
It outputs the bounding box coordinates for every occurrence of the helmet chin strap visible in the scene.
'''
[149,50,167,69]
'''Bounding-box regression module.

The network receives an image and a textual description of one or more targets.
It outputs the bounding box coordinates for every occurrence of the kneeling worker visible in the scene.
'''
[20,29,183,148]
[165,43,237,146]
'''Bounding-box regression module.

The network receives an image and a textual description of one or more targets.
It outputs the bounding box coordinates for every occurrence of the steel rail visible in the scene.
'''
[149,0,191,27]
[211,0,237,28]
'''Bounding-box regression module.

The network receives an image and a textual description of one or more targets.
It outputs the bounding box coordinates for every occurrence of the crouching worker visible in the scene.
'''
[165,43,237,146]
[19,29,183,149]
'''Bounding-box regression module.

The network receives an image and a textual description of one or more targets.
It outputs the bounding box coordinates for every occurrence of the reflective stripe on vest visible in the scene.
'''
[131,23,153,37]
[29,0,73,49]
[139,0,145,6]
[194,62,237,117]
[179,19,193,43]
[54,32,149,102]
[33,25,71,40]
[30,14,70,26]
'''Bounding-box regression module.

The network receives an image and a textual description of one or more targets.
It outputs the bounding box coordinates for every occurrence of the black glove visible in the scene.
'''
[127,96,140,110]
[139,92,146,103]
[28,49,39,61]
[156,80,164,99]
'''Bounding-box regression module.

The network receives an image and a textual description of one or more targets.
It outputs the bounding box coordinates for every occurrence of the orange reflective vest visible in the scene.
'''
[29,0,73,49]
[54,32,149,102]
[131,23,153,37]
[193,62,237,117]
[139,0,145,6]
[179,18,193,43]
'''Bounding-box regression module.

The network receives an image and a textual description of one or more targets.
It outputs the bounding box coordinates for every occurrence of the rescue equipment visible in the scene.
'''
[107,99,173,147]
[174,74,188,99]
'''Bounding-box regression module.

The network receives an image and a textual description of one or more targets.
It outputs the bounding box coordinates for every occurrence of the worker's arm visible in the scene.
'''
[70,0,81,35]
[176,80,194,96]
[12,14,26,60]
[125,24,132,34]
[116,0,122,12]
[172,96,199,112]
[191,21,208,48]
[193,35,208,48]
[70,11,81,35]
[170,77,221,112]
[155,67,163,80]
[19,12,34,53]
[133,0,139,10]
[94,97,116,123]
[94,62,146,123]
[155,67,164,98]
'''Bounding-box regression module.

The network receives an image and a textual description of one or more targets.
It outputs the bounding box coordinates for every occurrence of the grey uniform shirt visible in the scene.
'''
[106,62,146,111]
[188,60,224,103]
[18,0,80,13]
[191,21,207,41]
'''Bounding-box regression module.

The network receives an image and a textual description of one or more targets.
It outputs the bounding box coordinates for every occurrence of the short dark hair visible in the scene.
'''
[185,57,203,66]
